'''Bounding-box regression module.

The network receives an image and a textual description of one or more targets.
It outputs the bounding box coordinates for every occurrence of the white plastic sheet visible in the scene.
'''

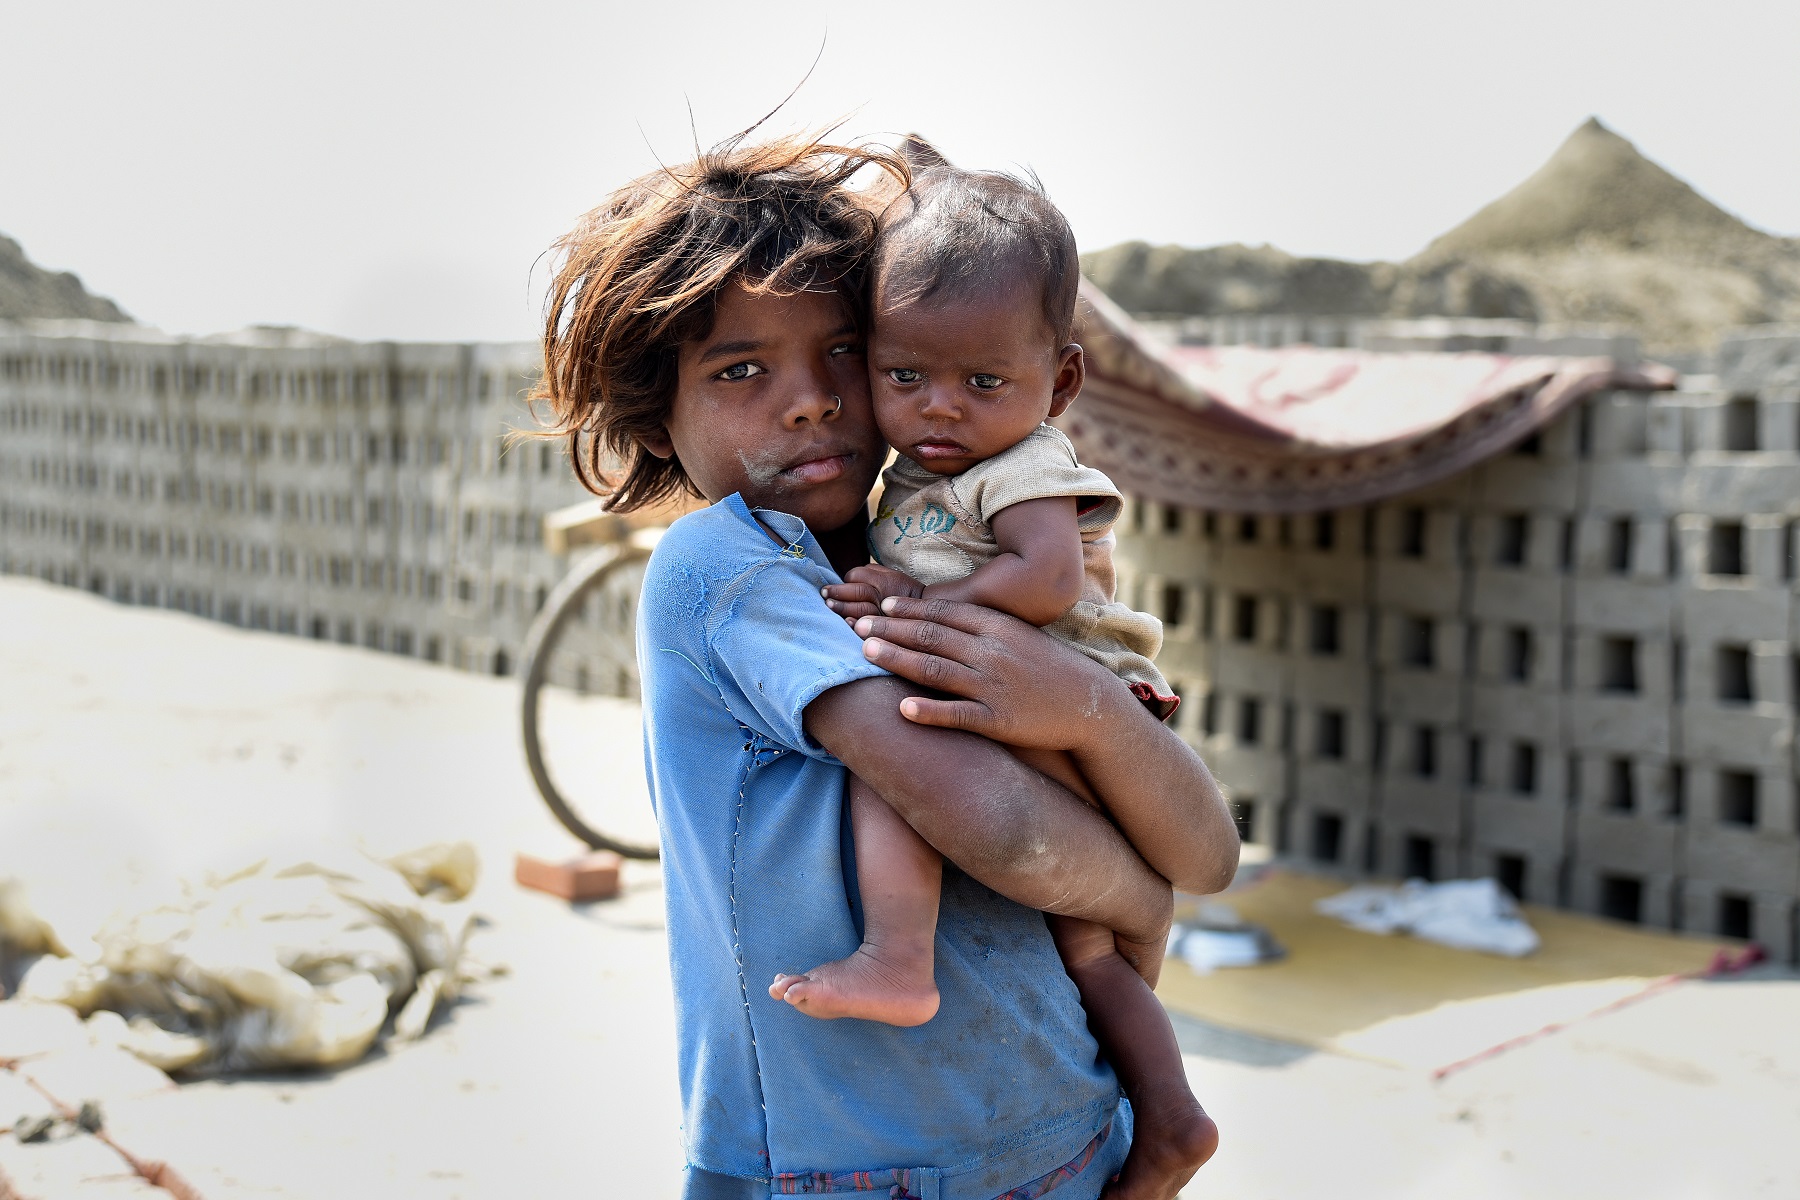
[1315,878,1539,957]
[0,843,480,1073]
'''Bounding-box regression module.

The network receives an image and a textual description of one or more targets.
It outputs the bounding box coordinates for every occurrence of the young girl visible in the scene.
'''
[772,164,1218,1197]
[533,130,1238,1200]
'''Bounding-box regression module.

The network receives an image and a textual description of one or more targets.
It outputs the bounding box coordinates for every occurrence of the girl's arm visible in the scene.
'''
[822,496,1084,626]
[849,597,1240,897]
[804,675,1175,954]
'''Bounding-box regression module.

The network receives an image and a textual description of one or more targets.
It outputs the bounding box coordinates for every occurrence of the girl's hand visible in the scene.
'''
[852,595,1129,753]
[823,564,924,622]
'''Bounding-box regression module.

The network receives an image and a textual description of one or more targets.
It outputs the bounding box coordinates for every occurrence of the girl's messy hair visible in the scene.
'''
[532,130,909,512]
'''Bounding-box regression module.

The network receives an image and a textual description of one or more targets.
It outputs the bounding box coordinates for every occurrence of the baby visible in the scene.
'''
[770,166,1218,1195]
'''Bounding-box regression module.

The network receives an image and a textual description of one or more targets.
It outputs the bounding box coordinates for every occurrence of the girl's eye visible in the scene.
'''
[969,374,1005,391]
[829,341,862,357]
[888,368,922,385]
[715,362,764,382]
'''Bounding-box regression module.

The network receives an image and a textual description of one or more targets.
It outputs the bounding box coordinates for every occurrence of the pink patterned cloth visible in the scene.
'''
[1060,283,1676,514]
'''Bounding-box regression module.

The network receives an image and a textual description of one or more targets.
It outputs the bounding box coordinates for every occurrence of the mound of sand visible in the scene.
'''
[1084,119,1800,355]
[0,233,131,324]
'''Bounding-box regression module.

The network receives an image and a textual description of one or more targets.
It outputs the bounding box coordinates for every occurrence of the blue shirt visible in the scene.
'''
[639,495,1126,1199]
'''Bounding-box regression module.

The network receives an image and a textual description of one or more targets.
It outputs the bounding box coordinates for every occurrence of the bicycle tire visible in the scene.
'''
[518,540,660,859]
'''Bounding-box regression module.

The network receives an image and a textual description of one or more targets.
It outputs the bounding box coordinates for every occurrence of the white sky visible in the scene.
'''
[3,0,1796,343]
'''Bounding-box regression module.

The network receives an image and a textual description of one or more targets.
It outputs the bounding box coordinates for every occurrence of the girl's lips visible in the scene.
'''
[781,453,851,485]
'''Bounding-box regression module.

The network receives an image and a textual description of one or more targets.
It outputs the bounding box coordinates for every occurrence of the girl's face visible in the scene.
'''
[645,282,884,533]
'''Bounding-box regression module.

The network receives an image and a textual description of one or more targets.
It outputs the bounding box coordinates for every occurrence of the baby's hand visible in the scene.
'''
[823,564,925,622]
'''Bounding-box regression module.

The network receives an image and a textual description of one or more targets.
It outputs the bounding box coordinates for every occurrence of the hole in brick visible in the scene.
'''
[1401,616,1435,668]
[1601,636,1639,693]
[1238,697,1262,745]
[1162,505,1182,534]
[1716,644,1753,703]
[1310,605,1341,655]
[1466,736,1484,786]
[1600,875,1643,924]
[1608,517,1634,574]
[1504,626,1534,682]
[1233,594,1259,642]
[1201,511,1216,538]
[1316,709,1346,760]
[1719,770,1758,826]
[1311,812,1344,863]
[1513,432,1542,457]
[1496,514,1529,566]
[1496,854,1527,901]
[1413,726,1437,778]
[1238,515,1258,542]
[1717,893,1753,940]
[1363,822,1381,872]
[1510,742,1538,795]
[1723,397,1759,452]
[1313,512,1336,551]
[1161,583,1185,627]
[1607,757,1635,812]
[1200,692,1219,736]
[1667,763,1686,818]
[1709,521,1746,576]
[1232,798,1256,843]
[1399,507,1427,558]
[1403,835,1436,882]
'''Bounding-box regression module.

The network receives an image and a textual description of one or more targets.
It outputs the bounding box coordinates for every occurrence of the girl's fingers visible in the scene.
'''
[897,695,992,734]
[859,636,984,697]
[852,611,986,667]
[876,595,1003,635]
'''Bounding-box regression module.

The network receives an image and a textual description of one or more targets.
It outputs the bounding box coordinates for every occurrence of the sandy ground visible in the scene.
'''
[1,575,1797,1200]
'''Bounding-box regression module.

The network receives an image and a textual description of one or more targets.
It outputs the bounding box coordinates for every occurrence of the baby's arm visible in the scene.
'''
[824,496,1084,627]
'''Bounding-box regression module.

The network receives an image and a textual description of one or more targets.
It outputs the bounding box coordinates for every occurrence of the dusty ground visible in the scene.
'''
[0,575,1796,1199]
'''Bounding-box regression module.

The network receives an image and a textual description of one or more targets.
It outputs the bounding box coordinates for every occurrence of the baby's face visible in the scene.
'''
[868,282,1077,477]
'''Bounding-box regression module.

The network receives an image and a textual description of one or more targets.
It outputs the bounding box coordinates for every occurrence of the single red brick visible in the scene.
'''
[514,851,623,902]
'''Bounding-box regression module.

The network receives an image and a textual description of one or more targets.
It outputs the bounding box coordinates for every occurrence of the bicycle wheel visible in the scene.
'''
[518,538,660,859]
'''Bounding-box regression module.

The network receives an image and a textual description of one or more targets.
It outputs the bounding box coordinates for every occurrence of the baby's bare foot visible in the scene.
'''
[769,945,939,1027]
[1102,1098,1219,1200]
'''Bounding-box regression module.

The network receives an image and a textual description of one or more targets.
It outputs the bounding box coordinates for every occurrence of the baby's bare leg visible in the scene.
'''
[1016,746,1218,1199]
[1051,915,1218,1200]
[769,774,941,1026]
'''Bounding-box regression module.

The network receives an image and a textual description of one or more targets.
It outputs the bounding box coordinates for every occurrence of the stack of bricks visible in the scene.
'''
[0,323,644,693]
[1118,330,1800,961]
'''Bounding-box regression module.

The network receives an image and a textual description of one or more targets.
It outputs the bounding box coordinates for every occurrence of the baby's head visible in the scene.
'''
[869,167,1083,476]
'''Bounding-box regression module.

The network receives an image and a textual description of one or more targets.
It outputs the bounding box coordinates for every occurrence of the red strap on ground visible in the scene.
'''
[1429,943,1767,1081]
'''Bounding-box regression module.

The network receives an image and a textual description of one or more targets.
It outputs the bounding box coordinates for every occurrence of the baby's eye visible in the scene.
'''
[969,374,1005,391]
[715,362,764,382]
[887,368,923,385]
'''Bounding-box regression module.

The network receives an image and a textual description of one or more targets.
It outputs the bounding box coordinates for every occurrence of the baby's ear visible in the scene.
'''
[1047,343,1085,418]
[637,430,675,460]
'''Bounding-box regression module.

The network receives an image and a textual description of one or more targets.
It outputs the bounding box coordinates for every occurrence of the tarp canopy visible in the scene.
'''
[1062,282,1677,513]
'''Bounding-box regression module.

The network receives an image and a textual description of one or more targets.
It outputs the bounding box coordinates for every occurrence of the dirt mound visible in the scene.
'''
[1084,119,1800,354]
[1422,118,1765,259]
[0,233,131,323]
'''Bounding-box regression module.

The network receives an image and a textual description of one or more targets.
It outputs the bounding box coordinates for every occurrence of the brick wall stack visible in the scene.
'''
[1118,333,1800,959]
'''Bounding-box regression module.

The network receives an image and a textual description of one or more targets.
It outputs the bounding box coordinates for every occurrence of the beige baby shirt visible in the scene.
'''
[869,424,1176,716]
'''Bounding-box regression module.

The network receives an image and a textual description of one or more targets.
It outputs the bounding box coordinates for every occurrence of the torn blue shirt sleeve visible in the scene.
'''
[706,542,888,761]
